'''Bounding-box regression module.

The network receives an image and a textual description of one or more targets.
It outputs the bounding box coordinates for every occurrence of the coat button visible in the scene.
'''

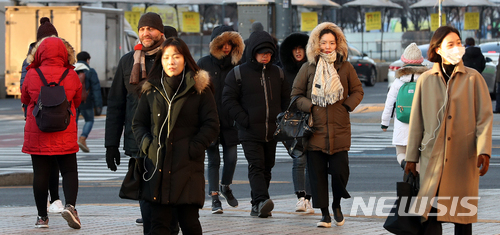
[158,114,160,116]
[159,169,162,172]
[448,115,452,119]
[447,137,451,140]
[153,197,156,200]
[169,171,171,174]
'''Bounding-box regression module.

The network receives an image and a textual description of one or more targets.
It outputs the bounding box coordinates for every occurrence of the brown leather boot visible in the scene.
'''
[78,136,89,152]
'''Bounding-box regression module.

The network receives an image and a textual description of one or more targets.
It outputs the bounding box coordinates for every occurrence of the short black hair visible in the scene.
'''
[77,51,91,61]
[465,37,475,46]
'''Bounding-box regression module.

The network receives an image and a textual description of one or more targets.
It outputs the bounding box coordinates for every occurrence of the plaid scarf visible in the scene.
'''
[130,38,165,84]
[311,51,343,107]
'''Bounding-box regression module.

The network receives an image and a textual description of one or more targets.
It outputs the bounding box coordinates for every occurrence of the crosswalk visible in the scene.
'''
[0,120,395,182]
[8,117,500,182]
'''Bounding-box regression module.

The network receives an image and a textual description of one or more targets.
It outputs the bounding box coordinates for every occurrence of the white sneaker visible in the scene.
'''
[48,199,64,213]
[295,197,306,212]
[305,199,314,214]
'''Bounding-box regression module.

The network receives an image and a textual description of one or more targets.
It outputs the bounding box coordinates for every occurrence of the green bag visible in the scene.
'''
[396,74,416,124]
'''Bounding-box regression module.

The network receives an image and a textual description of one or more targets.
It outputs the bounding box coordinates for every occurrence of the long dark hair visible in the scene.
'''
[148,37,200,84]
[428,26,461,63]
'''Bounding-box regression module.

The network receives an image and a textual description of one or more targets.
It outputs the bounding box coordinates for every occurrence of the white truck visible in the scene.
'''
[4,5,138,102]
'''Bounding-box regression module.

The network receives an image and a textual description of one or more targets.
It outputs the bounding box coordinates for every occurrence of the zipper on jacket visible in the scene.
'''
[143,85,168,182]
[262,64,269,142]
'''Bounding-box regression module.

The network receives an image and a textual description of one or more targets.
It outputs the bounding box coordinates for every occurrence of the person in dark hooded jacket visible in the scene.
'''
[197,25,244,214]
[462,37,485,73]
[132,37,219,234]
[222,30,290,218]
[279,32,314,214]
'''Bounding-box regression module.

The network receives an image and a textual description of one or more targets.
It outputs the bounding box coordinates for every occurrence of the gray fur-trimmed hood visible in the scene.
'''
[209,31,245,65]
[27,36,76,66]
[395,65,429,79]
[142,69,211,95]
[306,22,348,65]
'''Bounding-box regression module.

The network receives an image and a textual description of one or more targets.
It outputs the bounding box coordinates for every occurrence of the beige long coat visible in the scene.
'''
[406,61,493,224]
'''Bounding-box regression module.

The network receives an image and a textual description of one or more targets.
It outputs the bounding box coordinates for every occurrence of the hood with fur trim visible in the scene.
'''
[395,65,429,80]
[27,36,76,69]
[142,69,211,95]
[280,33,309,73]
[209,31,244,65]
[306,22,348,65]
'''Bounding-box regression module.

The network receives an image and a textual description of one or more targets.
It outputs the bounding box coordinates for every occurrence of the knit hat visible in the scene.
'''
[163,26,177,39]
[37,17,58,41]
[138,12,164,33]
[251,21,264,33]
[401,43,423,65]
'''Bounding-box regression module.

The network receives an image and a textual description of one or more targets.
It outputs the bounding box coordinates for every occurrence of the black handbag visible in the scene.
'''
[282,138,305,158]
[274,96,314,142]
[119,156,143,200]
[383,173,422,235]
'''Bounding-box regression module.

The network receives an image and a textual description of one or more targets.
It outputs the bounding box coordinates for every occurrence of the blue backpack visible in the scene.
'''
[395,74,415,124]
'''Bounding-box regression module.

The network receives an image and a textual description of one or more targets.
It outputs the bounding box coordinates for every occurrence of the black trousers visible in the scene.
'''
[420,207,472,235]
[31,153,78,217]
[307,150,351,209]
[241,140,277,205]
[149,203,201,235]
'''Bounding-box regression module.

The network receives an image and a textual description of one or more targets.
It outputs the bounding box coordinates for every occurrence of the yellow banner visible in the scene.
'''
[300,12,317,32]
[431,13,446,31]
[365,11,381,31]
[124,11,141,34]
[182,12,200,33]
[464,12,480,30]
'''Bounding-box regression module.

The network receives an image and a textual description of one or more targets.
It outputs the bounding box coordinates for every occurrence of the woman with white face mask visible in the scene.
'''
[405,26,492,235]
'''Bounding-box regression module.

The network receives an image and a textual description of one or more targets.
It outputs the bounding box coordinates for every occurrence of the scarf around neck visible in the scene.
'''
[311,51,344,107]
[130,38,165,84]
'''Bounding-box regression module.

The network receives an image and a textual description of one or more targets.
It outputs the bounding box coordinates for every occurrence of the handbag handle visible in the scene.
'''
[287,95,302,111]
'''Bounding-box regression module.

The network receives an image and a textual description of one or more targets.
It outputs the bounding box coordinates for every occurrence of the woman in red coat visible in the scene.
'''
[21,36,82,229]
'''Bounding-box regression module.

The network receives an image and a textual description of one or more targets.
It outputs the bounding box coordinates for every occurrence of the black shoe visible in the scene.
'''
[333,207,345,226]
[220,185,239,208]
[250,204,258,216]
[316,215,332,228]
[211,198,223,214]
[257,199,274,218]
[135,218,143,226]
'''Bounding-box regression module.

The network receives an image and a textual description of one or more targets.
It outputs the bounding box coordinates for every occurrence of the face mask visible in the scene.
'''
[438,46,465,65]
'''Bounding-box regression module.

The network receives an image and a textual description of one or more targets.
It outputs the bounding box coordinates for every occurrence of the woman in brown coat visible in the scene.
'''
[291,22,364,228]
[405,26,492,235]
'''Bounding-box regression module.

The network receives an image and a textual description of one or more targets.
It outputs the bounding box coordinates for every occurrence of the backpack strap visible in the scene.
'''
[410,74,414,82]
[35,68,70,86]
[57,69,70,85]
[278,66,284,81]
[35,68,49,86]
[234,65,242,87]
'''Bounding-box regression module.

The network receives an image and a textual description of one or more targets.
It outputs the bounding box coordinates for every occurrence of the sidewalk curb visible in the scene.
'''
[0,172,33,186]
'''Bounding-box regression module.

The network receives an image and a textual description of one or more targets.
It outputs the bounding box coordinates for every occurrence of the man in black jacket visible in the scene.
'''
[462,37,486,73]
[222,30,290,218]
[105,12,165,233]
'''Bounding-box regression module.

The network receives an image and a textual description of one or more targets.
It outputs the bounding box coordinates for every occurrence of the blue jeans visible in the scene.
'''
[76,108,94,138]
[207,143,238,193]
[292,154,311,196]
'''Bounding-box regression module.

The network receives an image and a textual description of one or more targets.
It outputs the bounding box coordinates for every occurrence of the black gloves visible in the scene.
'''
[106,147,121,171]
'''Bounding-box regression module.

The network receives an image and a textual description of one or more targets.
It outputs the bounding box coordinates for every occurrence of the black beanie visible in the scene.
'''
[37,17,58,41]
[138,12,164,33]
[163,26,178,39]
